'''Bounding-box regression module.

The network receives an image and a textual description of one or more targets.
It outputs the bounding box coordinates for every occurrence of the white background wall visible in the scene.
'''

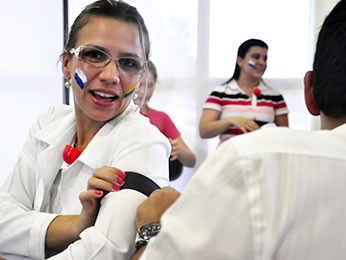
[0,1,63,185]
[0,0,339,189]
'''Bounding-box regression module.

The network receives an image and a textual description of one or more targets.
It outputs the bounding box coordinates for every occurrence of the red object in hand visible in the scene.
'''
[62,145,82,164]
[253,88,261,97]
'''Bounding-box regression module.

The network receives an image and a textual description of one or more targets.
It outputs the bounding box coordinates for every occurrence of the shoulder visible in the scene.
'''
[31,104,73,132]
[112,111,168,143]
[260,82,284,96]
[219,127,311,157]
[147,107,169,118]
[209,82,236,94]
[219,126,345,160]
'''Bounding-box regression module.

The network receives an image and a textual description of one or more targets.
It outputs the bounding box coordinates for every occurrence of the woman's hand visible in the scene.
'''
[169,139,179,161]
[169,138,196,167]
[78,166,127,231]
[45,167,126,256]
[229,117,259,133]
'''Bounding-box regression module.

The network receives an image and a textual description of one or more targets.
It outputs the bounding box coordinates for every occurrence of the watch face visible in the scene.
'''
[139,222,161,240]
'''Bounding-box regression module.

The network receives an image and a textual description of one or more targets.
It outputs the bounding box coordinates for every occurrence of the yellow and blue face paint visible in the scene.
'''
[124,81,138,97]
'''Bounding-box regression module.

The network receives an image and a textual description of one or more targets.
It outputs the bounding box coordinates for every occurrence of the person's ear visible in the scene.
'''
[61,52,72,79]
[304,71,320,116]
[236,56,243,67]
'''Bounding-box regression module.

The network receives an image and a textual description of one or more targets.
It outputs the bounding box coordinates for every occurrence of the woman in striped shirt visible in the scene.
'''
[199,39,289,144]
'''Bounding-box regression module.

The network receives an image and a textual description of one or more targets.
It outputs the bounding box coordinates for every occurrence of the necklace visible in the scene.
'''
[62,134,85,165]
[74,136,87,151]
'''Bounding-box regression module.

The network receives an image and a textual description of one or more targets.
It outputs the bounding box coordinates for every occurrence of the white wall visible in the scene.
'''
[0,1,63,185]
[0,0,339,189]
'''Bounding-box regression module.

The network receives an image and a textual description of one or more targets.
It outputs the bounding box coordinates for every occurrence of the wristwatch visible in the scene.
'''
[135,222,161,251]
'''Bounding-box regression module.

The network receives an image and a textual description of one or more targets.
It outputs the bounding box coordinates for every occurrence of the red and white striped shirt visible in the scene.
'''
[203,80,289,143]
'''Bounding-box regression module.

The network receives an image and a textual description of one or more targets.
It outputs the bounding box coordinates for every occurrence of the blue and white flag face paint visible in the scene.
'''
[74,68,87,89]
[248,60,256,69]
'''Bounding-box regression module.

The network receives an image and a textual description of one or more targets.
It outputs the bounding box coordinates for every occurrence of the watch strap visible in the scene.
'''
[135,222,161,252]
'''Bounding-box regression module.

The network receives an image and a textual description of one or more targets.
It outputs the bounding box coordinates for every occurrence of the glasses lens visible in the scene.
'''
[79,47,110,67]
[117,57,144,75]
[72,45,145,77]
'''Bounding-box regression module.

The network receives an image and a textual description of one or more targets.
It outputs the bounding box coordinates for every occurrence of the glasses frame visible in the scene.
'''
[69,45,146,78]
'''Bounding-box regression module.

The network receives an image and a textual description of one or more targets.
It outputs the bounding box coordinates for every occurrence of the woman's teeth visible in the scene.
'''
[92,90,117,100]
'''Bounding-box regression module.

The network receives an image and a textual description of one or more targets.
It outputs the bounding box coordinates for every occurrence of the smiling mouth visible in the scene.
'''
[90,90,119,101]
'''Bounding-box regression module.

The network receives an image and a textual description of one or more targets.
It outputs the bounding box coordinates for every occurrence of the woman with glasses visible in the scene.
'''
[199,39,289,145]
[0,1,170,259]
[134,61,196,181]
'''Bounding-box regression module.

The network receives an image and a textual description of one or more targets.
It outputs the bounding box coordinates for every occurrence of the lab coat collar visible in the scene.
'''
[33,102,138,183]
[31,103,138,210]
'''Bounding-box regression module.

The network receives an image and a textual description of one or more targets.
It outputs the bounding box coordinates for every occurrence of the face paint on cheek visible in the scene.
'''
[248,60,256,69]
[124,82,138,97]
[74,68,87,89]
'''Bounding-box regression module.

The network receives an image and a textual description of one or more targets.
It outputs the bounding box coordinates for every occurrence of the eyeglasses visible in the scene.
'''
[69,45,146,78]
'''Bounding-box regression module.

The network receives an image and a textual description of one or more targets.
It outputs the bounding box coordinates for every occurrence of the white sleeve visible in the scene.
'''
[0,114,58,260]
[140,141,255,260]
[49,190,147,260]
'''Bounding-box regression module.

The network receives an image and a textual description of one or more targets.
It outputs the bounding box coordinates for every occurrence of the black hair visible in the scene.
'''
[312,0,346,118]
[223,38,268,85]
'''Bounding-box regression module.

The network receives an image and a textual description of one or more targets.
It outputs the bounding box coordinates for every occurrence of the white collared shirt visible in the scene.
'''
[141,124,346,260]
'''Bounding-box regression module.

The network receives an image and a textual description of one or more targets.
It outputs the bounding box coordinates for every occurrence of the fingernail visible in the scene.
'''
[95,190,103,196]
[116,178,125,185]
[118,171,126,179]
[112,184,120,191]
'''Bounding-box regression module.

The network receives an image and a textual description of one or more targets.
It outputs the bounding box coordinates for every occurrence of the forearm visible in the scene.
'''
[177,148,196,167]
[199,119,232,138]
[45,215,81,257]
[275,114,289,127]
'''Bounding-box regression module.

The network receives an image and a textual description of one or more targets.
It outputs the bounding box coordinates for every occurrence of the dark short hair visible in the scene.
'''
[65,0,150,60]
[224,39,268,85]
[312,0,346,118]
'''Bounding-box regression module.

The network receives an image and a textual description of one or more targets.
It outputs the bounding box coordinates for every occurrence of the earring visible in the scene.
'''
[132,92,139,100]
[64,79,72,89]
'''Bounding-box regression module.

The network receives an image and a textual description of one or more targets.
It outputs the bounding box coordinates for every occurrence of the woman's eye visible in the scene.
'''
[118,58,140,70]
[83,49,108,62]
[251,54,260,60]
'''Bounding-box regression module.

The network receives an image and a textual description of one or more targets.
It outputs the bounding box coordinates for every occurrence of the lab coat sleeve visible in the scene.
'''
[0,109,60,260]
[49,190,147,260]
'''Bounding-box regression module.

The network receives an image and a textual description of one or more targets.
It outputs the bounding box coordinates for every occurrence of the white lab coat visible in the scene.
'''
[0,103,170,259]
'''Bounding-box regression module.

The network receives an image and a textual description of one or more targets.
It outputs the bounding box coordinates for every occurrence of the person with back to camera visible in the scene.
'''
[199,38,289,144]
[0,1,170,259]
[133,60,196,180]
[131,0,346,259]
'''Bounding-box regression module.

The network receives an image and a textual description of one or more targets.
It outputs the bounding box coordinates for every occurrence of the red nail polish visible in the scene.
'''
[95,190,103,196]
[116,178,125,185]
[112,184,120,191]
[118,171,126,179]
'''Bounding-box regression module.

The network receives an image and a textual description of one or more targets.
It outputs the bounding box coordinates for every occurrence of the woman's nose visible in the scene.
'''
[99,61,121,84]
